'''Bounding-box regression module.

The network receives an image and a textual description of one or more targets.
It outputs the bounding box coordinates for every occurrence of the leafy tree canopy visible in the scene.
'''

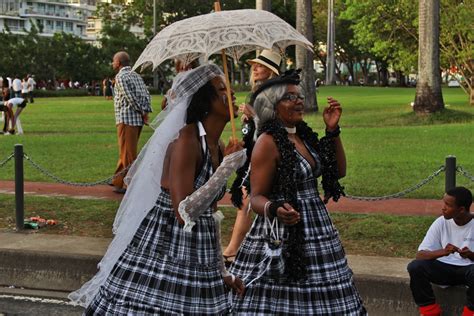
[340,0,473,93]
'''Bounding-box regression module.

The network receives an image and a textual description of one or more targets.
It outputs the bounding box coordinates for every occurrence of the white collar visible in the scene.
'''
[197,121,207,153]
[197,121,207,137]
[285,126,296,134]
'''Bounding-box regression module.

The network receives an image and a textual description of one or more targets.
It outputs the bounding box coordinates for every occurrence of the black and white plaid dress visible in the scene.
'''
[85,140,229,315]
[230,145,367,315]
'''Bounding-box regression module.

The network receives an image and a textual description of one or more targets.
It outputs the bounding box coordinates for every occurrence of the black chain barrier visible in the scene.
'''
[0,152,14,168]
[2,151,472,195]
[457,166,474,182]
[23,153,130,187]
[345,165,446,201]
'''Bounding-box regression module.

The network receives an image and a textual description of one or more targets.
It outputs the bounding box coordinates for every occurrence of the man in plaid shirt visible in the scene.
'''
[111,51,153,193]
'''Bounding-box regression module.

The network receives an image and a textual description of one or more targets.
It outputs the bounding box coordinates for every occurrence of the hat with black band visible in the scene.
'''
[247,49,282,75]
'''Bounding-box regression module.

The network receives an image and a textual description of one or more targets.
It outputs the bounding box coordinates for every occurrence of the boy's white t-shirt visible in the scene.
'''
[418,216,474,266]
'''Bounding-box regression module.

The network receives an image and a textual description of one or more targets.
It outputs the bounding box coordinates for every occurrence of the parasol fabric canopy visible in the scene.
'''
[133,9,313,71]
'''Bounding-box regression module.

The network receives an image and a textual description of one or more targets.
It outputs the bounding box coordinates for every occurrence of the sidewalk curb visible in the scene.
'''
[0,287,83,316]
[0,247,465,315]
[0,249,100,292]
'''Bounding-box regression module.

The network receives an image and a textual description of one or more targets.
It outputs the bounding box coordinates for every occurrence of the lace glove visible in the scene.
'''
[212,211,233,278]
[178,149,247,232]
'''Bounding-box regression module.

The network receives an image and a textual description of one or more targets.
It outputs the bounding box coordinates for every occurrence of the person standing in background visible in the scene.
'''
[27,75,36,103]
[6,77,12,98]
[111,51,152,194]
[21,76,29,99]
[12,76,21,98]
[103,77,113,100]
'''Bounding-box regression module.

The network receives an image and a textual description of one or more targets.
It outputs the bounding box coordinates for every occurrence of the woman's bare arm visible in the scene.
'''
[334,136,346,178]
[168,125,200,224]
[249,134,278,216]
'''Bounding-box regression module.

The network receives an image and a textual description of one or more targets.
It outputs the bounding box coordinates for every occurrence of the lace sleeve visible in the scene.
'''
[178,149,247,232]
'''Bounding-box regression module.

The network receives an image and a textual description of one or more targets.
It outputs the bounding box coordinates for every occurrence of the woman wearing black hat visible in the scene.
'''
[229,70,367,314]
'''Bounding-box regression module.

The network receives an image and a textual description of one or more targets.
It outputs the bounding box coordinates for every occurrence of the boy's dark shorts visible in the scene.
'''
[18,100,27,108]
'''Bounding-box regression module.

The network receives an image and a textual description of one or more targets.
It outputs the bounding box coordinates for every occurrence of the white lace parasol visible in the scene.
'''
[133,9,313,71]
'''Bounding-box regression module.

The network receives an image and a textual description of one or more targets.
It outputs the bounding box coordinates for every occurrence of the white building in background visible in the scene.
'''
[0,0,143,43]
[0,0,94,39]
[86,0,144,43]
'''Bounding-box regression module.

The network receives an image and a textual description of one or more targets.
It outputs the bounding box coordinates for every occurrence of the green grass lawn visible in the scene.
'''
[0,86,472,258]
[0,86,472,197]
[0,194,434,258]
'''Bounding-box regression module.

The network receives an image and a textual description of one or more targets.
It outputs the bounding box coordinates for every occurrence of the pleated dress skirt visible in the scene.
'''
[230,150,367,315]
[85,150,230,315]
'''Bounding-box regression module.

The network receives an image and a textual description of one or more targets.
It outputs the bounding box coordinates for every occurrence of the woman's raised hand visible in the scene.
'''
[223,138,244,156]
[323,97,342,131]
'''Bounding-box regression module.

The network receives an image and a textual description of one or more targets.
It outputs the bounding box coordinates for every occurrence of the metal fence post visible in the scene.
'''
[14,144,24,231]
[445,155,456,193]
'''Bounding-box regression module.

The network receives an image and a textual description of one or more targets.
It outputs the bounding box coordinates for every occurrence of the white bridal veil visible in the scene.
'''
[68,64,235,307]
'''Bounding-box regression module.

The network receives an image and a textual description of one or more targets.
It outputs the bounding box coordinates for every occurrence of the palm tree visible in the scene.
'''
[414,0,444,113]
[296,0,318,111]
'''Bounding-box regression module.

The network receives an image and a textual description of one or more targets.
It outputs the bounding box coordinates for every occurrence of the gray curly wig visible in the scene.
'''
[252,84,288,129]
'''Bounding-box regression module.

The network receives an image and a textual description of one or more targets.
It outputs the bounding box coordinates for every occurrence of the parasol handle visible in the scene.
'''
[214,1,237,141]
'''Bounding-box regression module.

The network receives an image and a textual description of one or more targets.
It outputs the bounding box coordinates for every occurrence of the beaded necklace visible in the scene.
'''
[259,119,346,282]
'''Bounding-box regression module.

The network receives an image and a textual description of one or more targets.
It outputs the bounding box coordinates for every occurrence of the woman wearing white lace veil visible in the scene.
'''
[69,64,246,314]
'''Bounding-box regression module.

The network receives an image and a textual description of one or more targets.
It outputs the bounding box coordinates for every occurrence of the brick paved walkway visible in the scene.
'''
[0,180,441,216]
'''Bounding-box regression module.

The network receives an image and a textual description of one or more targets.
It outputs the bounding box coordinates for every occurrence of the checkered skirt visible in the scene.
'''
[229,148,367,315]
[85,149,230,315]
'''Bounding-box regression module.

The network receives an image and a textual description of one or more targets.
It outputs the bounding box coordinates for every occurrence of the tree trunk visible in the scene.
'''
[396,71,406,87]
[347,60,354,85]
[238,61,245,85]
[471,77,474,105]
[256,0,271,10]
[414,0,444,113]
[360,58,370,86]
[296,0,317,111]
[325,0,335,85]
[377,61,389,87]
[255,0,271,59]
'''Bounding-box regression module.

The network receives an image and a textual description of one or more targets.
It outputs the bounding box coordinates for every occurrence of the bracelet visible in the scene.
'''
[325,125,341,138]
